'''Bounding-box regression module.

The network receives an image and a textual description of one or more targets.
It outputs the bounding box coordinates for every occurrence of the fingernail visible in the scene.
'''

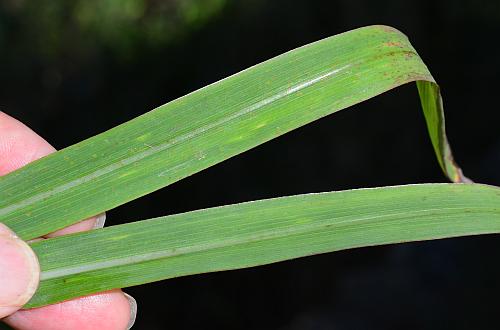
[0,223,40,318]
[124,293,137,330]
[93,213,106,229]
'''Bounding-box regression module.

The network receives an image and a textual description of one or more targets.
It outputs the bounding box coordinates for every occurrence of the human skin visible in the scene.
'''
[0,112,135,330]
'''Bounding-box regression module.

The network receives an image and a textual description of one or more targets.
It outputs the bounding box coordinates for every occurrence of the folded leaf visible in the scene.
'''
[0,25,466,240]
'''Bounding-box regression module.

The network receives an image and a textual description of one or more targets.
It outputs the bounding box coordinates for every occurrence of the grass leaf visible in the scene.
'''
[27,183,500,308]
[1,25,491,309]
[0,25,466,240]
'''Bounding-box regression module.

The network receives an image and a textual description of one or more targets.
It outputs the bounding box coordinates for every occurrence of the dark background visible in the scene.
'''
[1,0,500,329]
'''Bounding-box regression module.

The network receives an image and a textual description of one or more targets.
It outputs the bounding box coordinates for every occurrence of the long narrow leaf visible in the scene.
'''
[27,183,500,308]
[0,25,466,240]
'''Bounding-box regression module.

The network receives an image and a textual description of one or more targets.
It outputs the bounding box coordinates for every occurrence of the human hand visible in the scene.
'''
[0,112,136,329]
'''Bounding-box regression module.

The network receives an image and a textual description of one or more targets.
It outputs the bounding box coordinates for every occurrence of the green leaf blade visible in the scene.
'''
[27,183,500,308]
[0,25,464,239]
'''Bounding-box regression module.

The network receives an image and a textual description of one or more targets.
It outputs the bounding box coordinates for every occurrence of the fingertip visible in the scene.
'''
[0,223,40,319]
[44,218,96,238]
[44,213,106,238]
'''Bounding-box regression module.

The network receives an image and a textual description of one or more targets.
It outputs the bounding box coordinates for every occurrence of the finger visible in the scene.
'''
[44,213,106,238]
[0,224,40,318]
[0,112,135,329]
[0,112,103,234]
[0,112,55,176]
[4,290,135,330]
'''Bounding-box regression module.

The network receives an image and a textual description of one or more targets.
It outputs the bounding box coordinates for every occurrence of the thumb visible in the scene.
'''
[0,223,40,318]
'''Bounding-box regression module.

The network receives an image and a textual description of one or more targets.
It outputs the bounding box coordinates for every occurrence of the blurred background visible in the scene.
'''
[1,0,500,329]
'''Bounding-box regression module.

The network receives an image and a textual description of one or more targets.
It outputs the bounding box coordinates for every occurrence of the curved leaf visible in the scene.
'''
[0,25,466,240]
